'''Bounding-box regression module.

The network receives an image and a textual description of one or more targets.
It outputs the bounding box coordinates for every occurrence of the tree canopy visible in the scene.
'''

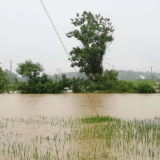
[66,11,114,82]
[16,60,44,81]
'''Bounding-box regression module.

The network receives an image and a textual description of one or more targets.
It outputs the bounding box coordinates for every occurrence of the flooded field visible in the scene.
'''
[0,93,160,159]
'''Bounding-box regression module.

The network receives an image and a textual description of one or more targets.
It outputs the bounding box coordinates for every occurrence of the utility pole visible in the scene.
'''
[10,60,12,84]
[151,66,153,80]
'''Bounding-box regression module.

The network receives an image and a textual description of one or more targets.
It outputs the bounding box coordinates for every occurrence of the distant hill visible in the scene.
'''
[117,70,160,81]
[4,69,159,84]
[50,70,159,81]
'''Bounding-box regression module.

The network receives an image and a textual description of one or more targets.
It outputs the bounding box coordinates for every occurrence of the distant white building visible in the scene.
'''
[140,75,145,79]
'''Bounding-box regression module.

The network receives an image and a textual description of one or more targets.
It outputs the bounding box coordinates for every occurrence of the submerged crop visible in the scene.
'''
[0,116,160,159]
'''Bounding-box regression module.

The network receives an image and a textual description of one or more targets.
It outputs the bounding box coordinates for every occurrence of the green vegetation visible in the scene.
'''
[0,67,9,93]
[81,116,120,123]
[136,82,156,93]
[15,60,67,94]
[1,59,156,94]
[66,11,114,82]
[17,74,68,94]
[72,78,96,93]
[16,59,44,81]
[1,115,160,159]
[4,69,26,84]
[0,59,157,94]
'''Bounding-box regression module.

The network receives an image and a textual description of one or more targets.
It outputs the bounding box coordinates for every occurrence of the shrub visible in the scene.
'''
[136,83,156,93]
[72,78,96,93]
[116,81,137,93]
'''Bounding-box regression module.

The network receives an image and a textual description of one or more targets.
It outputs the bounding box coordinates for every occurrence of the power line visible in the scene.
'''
[87,93,99,117]
[39,0,99,117]
[39,0,79,77]
[89,0,102,13]
[88,0,116,71]
[88,0,137,47]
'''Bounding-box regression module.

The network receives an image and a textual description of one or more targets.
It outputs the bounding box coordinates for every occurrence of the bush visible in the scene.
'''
[95,70,119,92]
[116,81,136,93]
[17,74,72,94]
[72,78,96,93]
[8,84,19,92]
[0,67,9,93]
[136,83,156,93]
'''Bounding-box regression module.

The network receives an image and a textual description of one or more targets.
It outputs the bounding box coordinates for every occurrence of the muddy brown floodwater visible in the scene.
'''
[0,93,160,119]
[1,93,160,159]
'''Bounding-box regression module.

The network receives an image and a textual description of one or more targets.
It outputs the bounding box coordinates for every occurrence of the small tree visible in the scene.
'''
[16,60,44,82]
[66,11,114,82]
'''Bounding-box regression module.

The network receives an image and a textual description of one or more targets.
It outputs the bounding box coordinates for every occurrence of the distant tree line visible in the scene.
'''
[1,60,155,94]
[0,60,158,94]
[4,69,160,85]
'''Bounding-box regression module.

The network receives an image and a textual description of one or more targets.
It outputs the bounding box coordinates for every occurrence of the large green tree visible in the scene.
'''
[16,60,44,82]
[66,11,114,82]
[0,67,9,93]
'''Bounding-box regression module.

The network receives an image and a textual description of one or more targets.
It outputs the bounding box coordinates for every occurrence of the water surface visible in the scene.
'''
[0,93,160,119]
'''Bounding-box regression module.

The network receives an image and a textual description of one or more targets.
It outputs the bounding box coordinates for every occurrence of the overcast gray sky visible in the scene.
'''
[0,0,160,74]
